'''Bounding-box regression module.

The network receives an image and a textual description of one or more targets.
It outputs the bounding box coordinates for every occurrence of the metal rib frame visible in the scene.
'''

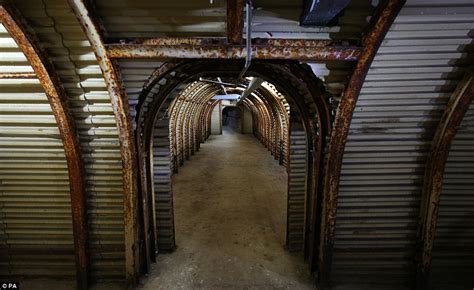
[0,3,89,289]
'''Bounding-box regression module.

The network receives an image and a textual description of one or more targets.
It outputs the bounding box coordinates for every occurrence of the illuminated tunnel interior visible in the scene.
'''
[132,61,329,288]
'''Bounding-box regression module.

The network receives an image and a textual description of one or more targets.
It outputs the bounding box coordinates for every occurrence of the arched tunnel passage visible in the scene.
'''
[221,105,241,133]
[134,60,331,287]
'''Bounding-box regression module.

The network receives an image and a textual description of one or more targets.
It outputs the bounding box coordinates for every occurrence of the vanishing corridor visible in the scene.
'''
[139,132,314,289]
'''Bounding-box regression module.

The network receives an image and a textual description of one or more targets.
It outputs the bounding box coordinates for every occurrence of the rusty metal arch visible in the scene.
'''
[260,84,291,155]
[134,60,331,272]
[281,61,331,270]
[257,93,278,150]
[143,81,221,260]
[252,89,286,158]
[188,87,222,153]
[249,94,272,145]
[417,71,474,288]
[0,3,88,289]
[177,84,220,162]
[66,0,139,284]
[318,0,406,283]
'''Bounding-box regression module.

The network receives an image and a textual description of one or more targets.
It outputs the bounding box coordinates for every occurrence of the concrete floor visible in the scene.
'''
[18,131,315,290]
[138,130,315,289]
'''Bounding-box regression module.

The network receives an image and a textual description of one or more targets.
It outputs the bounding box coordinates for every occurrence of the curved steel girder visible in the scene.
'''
[253,89,286,155]
[0,3,88,289]
[66,0,139,284]
[318,0,406,283]
[282,62,331,269]
[136,60,328,279]
[417,72,474,287]
[175,85,219,162]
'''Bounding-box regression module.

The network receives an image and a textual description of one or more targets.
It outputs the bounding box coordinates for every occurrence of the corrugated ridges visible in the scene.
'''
[15,0,125,280]
[287,126,306,251]
[333,0,474,284]
[0,23,74,277]
[94,0,226,38]
[152,118,175,251]
[116,59,163,130]
[431,102,474,287]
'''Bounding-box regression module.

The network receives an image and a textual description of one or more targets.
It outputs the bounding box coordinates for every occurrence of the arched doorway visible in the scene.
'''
[222,106,242,133]
[135,60,331,278]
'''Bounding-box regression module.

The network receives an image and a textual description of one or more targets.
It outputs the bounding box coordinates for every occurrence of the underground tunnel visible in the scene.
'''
[1,0,473,290]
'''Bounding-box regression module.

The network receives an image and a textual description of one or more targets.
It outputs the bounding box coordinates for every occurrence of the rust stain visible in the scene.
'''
[0,72,37,78]
[0,3,89,290]
[67,0,139,285]
[130,37,345,48]
[318,0,407,285]
[227,0,244,44]
[106,43,362,61]
[134,60,335,285]
[417,73,474,287]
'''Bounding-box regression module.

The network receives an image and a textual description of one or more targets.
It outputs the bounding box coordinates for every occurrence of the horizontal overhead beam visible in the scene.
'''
[106,38,362,61]
[116,37,341,47]
[0,72,36,78]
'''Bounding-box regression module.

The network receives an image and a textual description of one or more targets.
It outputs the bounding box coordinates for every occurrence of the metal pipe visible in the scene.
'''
[198,77,236,87]
[239,77,264,103]
[217,77,228,95]
[238,0,252,79]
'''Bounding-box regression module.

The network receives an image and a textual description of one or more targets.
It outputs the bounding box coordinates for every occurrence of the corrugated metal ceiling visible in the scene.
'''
[13,0,127,281]
[332,0,474,285]
[0,22,75,278]
[94,0,227,39]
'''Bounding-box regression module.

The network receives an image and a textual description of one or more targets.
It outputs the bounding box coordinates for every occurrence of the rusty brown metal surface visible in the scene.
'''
[135,60,328,281]
[0,72,36,78]
[318,0,406,284]
[227,0,244,44]
[67,0,139,285]
[283,62,331,271]
[417,72,474,288]
[106,43,362,61]
[126,37,338,48]
[0,3,89,290]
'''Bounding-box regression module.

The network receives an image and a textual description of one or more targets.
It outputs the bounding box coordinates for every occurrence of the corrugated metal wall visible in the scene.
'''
[14,0,127,280]
[287,121,307,251]
[431,102,474,288]
[0,23,75,278]
[117,59,163,130]
[152,118,175,252]
[332,0,474,285]
[94,0,226,38]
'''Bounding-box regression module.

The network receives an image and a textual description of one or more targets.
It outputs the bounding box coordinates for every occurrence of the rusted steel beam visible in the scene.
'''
[0,72,36,78]
[318,0,406,284]
[0,3,89,290]
[124,37,338,48]
[67,0,140,285]
[106,43,362,61]
[417,72,474,288]
[227,0,244,44]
